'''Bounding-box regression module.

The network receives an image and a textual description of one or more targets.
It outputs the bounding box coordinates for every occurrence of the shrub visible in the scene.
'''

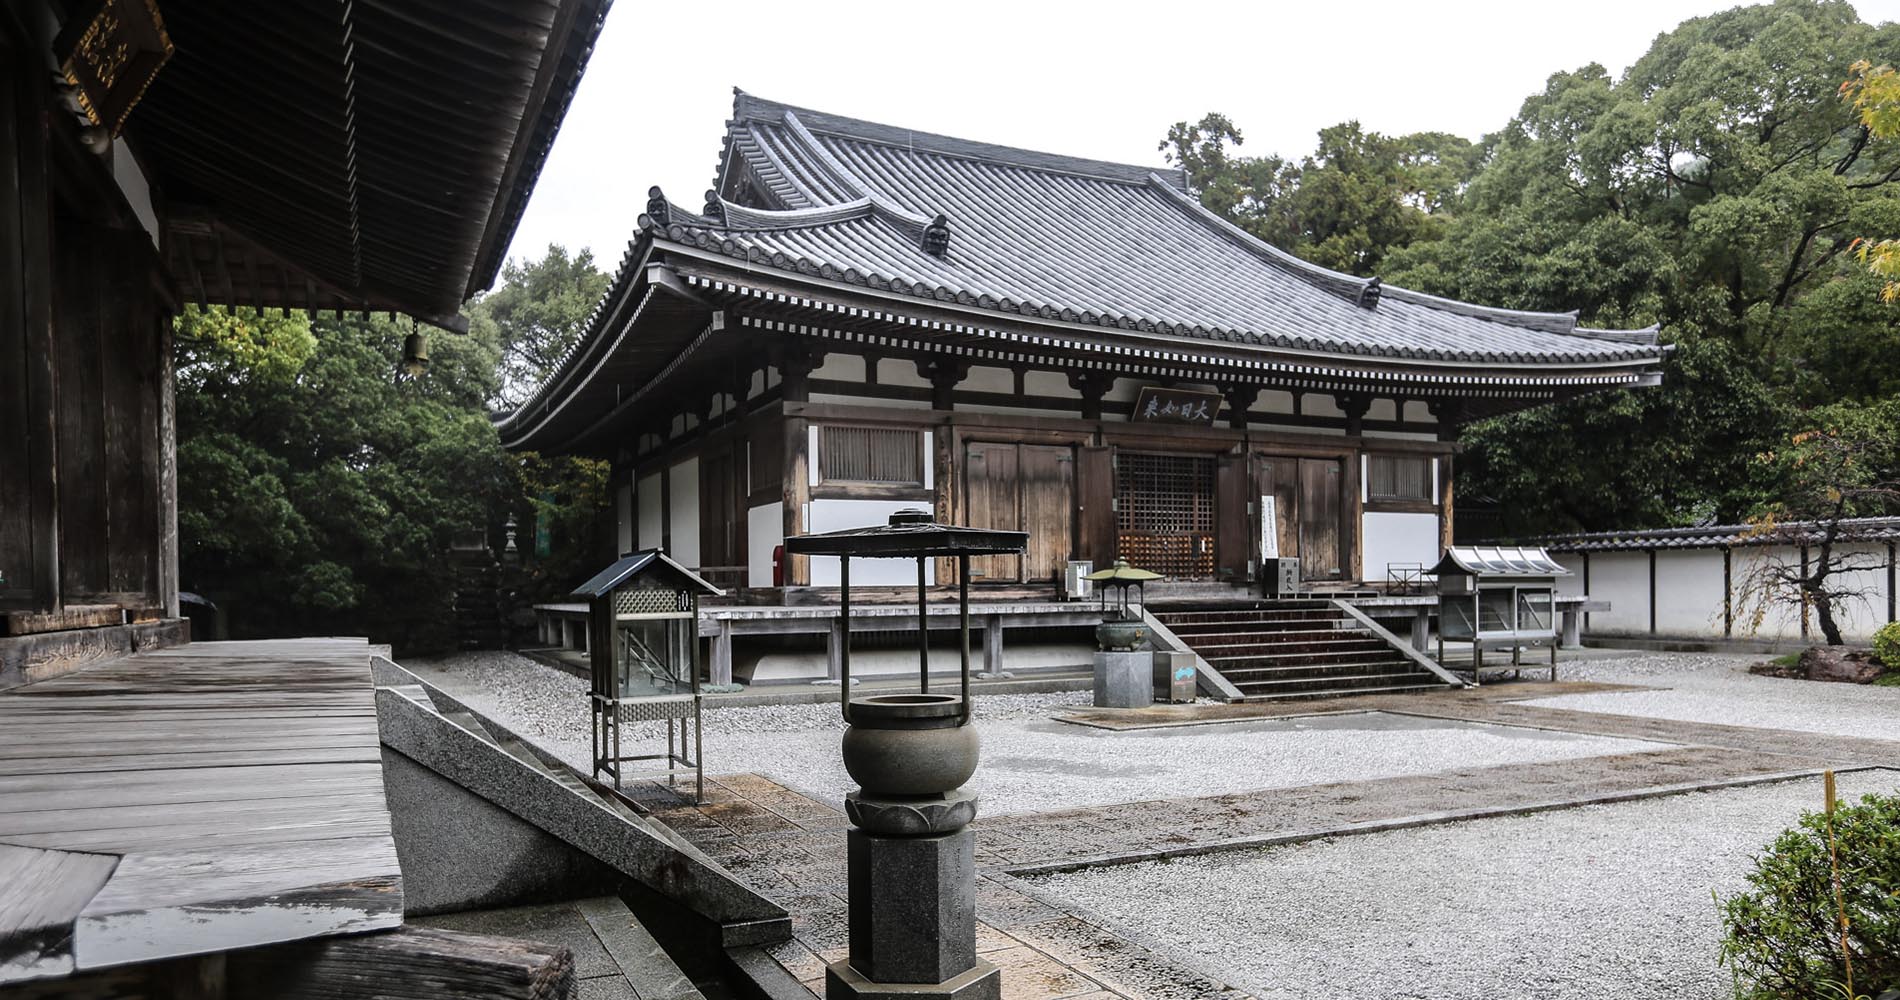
[1719,790,1900,998]
[1874,622,1900,671]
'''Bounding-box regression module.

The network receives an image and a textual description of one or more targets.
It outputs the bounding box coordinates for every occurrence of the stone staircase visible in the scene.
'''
[1154,599,1452,701]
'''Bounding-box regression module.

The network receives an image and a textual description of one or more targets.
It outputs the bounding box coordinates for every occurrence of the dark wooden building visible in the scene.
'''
[1,0,608,687]
[499,92,1666,603]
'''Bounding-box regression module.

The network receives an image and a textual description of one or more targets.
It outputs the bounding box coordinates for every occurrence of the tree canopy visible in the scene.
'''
[1168,0,1900,535]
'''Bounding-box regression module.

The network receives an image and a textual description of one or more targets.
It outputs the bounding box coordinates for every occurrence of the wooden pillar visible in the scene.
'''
[983,614,1003,676]
[1723,546,1734,637]
[710,624,733,688]
[1582,552,1592,632]
[1410,608,1430,652]
[1340,394,1371,439]
[1343,449,1364,582]
[1648,548,1657,635]
[1888,541,1896,624]
[1069,372,1111,421]
[1437,453,1454,553]
[918,358,968,412]
[780,347,821,587]
[1221,385,1258,431]
[827,616,845,681]
[15,53,60,611]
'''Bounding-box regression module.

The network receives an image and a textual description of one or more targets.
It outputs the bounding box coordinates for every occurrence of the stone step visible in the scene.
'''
[1184,635,1388,657]
[1218,658,1424,680]
[1206,647,1413,670]
[1236,680,1449,702]
[1159,611,1347,629]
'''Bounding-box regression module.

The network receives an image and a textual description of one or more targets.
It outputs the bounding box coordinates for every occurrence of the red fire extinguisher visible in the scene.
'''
[771,544,785,587]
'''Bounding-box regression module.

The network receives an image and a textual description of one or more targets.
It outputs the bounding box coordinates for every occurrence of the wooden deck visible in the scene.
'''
[0,638,402,984]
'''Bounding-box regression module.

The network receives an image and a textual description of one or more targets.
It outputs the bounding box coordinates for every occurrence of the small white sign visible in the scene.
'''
[1260,495,1278,560]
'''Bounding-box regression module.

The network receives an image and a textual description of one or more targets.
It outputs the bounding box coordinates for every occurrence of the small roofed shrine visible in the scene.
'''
[573,549,723,800]
[1432,545,1570,681]
[497,90,1668,601]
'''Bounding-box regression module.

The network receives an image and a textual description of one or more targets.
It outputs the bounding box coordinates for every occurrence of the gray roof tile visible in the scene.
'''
[643,91,1666,367]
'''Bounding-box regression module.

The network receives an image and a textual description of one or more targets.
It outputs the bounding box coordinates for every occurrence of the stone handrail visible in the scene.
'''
[1329,598,1472,690]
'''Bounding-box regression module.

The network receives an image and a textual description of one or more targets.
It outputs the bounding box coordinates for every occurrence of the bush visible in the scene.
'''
[1719,790,1900,998]
[1874,622,1900,671]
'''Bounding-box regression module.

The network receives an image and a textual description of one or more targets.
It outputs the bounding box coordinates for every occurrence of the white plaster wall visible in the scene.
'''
[1653,549,1727,636]
[636,473,663,550]
[1303,393,1345,418]
[1585,551,1650,635]
[1362,430,1441,443]
[668,458,700,567]
[1403,401,1434,423]
[747,502,784,586]
[1829,543,1892,639]
[805,499,937,586]
[956,402,1080,419]
[880,364,932,389]
[1731,543,1893,641]
[962,366,1014,394]
[1024,371,1077,397]
[813,354,867,382]
[615,484,632,556]
[1366,399,1398,422]
[1362,512,1440,586]
[1553,555,1587,598]
[1258,390,1297,415]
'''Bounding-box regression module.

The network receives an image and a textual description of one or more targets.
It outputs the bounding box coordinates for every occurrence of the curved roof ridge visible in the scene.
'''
[714,197,877,231]
[780,110,934,243]
[1144,173,1369,304]
[1570,322,1663,346]
[733,89,1189,190]
[1377,284,1578,335]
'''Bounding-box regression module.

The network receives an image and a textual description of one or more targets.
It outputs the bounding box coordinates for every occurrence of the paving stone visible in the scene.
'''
[984,944,1104,999]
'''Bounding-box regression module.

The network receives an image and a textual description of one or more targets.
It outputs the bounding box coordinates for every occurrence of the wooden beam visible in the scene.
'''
[226,926,576,1000]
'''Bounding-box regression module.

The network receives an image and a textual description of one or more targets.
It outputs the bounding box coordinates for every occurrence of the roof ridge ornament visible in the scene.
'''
[702,189,724,223]
[923,214,950,257]
[646,186,670,227]
[1357,276,1382,310]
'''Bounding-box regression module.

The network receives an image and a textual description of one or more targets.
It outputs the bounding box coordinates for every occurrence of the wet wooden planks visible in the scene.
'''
[0,637,403,982]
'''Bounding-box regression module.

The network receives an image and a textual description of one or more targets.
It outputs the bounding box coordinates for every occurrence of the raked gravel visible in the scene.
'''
[403,650,1670,816]
[1523,651,1900,741]
[1024,769,1900,1000]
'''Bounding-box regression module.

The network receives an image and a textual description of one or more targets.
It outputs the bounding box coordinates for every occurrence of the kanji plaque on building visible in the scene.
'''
[55,0,173,137]
[1131,386,1222,426]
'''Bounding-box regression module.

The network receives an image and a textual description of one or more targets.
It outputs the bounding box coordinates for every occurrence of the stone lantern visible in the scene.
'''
[783,509,1025,1000]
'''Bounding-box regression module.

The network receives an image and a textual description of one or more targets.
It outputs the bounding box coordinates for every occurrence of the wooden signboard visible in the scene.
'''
[55,0,173,137]
[1131,386,1221,426]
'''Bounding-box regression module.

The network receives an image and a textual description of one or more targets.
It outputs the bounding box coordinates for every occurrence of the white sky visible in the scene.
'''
[500,0,1900,276]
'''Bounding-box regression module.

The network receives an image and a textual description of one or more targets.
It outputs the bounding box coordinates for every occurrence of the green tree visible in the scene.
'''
[1160,115,1474,276]
[1379,0,1900,533]
[470,244,611,408]
[176,307,515,651]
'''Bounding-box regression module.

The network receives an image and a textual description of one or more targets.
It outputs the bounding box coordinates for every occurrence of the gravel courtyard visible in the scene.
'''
[402,651,1669,815]
[1024,769,1899,1000]
[1525,651,1900,741]
[403,646,1900,998]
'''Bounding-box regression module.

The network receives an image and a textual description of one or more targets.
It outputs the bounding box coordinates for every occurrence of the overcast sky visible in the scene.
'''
[500,0,1900,278]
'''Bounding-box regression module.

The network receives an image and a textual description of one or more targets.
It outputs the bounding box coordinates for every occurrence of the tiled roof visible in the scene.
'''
[1533,518,1900,552]
[633,91,1666,368]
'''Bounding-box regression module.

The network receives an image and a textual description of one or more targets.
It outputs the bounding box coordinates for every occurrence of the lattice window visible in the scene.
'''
[1115,452,1216,580]
[818,425,924,485]
[613,588,687,615]
[1369,454,1433,502]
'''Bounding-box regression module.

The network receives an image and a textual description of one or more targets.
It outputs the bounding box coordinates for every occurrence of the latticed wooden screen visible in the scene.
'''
[819,426,924,485]
[1115,452,1216,580]
[1368,454,1433,501]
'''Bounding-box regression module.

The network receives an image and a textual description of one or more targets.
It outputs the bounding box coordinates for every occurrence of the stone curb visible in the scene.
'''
[996,765,1882,877]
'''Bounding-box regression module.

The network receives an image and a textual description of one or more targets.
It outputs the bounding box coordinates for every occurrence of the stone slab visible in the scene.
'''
[1091,653,1150,710]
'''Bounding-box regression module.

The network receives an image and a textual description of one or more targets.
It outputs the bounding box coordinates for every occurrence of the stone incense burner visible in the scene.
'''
[783,509,1025,1000]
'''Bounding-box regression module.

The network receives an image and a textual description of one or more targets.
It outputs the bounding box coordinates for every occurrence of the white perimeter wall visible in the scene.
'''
[1362,512,1439,585]
[748,502,784,587]
[636,473,662,550]
[1559,544,1895,641]
[667,458,700,567]
[806,499,937,586]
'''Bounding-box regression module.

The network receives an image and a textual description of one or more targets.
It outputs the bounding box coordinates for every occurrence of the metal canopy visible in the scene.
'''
[783,509,1027,558]
[571,550,724,599]
[1430,546,1569,579]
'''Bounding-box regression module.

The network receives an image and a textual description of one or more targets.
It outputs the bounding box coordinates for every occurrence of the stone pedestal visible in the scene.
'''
[1094,651,1151,708]
[830,787,998,999]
